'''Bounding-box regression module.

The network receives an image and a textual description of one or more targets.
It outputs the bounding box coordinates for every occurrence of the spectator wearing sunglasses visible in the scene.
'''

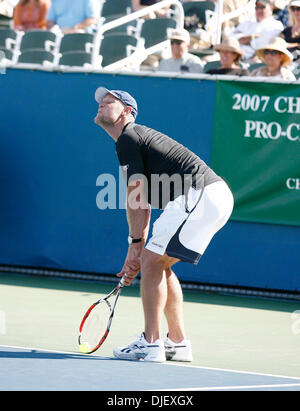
[251,36,296,79]
[280,0,300,61]
[230,0,284,61]
[206,37,250,76]
[157,28,204,74]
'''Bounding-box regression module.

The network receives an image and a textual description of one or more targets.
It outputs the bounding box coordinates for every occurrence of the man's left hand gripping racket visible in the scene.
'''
[78,276,126,354]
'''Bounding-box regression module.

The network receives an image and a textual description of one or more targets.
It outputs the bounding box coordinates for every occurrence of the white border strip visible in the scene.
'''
[4,66,300,85]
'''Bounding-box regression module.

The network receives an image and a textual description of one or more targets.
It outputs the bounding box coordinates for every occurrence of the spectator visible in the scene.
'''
[274,0,290,27]
[132,0,169,19]
[230,0,284,61]
[280,0,300,62]
[46,0,99,34]
[13,0,50,30]
[206,37,250,75]
[251,36,296,79]
[157,28,204,73]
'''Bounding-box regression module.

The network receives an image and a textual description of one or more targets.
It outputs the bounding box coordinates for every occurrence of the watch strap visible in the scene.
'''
[128,236,142,244]
[131,238,142,243]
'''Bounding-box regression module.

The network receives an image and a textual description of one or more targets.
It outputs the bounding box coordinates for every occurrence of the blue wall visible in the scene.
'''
[0,69,298,292]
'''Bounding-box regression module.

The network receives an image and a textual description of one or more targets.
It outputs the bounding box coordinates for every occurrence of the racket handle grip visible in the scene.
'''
[119,276,126,286]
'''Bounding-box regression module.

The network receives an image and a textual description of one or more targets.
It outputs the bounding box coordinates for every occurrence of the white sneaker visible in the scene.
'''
[164,335,193,362]
[113,333,166,362]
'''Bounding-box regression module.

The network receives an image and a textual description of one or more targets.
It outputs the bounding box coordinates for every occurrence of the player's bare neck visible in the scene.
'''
[106,119,134,142]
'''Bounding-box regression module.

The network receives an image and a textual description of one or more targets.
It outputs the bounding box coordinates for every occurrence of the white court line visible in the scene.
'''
[1,344,300,384]
[160,361,300,381]
[157,383,300,391]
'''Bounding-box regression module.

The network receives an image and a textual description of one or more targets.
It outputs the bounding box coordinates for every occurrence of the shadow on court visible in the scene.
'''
[0,349,104,360]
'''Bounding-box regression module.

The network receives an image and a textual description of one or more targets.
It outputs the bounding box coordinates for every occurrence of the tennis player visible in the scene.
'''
[94,87,234,362]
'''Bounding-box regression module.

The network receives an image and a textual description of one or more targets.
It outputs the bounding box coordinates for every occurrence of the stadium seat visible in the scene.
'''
[103,14,141,36]
[0,47,13,62]
[204,60,221,72]
[17,49,55,65]
[100,0,132,18]
[140,17,177,49]
[0,28,20,64]
[59,33,94,54]
[0,28,18,50]
[182,1,215,31]
[293,66,300,79]
[19,30,57,52]
[59,51,92,67]
[248,63,264,73]
[0,15,12,28]
[99,33,140,67]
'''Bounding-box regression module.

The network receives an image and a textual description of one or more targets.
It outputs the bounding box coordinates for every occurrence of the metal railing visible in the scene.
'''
[210,0,256,44]
[92,0,185,69]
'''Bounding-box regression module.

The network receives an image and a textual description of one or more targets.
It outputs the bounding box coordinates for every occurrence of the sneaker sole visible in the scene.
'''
[113,350,166,362]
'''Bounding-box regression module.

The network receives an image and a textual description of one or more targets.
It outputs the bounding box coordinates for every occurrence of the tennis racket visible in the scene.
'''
[78,276,126,354]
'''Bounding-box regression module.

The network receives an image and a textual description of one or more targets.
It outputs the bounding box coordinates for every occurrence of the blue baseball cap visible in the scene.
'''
[95,87,138,119]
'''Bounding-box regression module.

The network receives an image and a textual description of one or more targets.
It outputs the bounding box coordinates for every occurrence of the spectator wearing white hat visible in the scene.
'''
[281,0,300,61]
[251,36,296,79]
[157,28,204,74]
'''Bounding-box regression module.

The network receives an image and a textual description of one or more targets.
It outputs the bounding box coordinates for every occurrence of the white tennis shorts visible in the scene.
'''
[145,180,234,264]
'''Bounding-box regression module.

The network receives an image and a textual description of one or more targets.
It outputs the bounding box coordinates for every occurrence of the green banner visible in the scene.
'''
[211,80,300,227]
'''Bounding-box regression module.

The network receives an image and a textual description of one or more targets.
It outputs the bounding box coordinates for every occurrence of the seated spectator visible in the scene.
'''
[230,0,284,61]
[132,0,169,19]
[251,36,296,79]
[157,28,204,73]
[280,0,300,62]
[13,0,50,30]
[274,0,290,27]
[206,37,249,75]
[46,0,99,34]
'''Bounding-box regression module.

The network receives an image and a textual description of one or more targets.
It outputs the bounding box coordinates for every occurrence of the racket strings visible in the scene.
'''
[80,299,112,349]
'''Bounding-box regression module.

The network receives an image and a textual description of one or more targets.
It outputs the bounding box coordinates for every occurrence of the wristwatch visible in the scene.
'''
[128,236,142,245]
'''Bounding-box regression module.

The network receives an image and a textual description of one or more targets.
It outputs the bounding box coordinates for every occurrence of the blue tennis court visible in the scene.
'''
[1,345,300,392]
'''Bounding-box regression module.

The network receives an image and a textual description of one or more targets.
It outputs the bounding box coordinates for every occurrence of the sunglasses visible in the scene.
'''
[171,39,184,45]
[290,6,300,11]
[255,5,266,9]
[263,49,281,56]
